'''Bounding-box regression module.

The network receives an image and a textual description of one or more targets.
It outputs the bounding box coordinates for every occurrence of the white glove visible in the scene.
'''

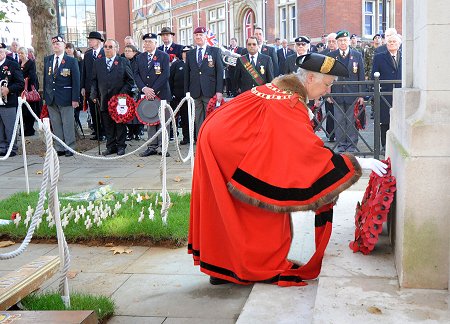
[355,157,388,177]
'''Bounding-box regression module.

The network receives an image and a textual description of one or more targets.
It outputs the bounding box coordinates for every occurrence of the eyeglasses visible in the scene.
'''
[296,42,308,46]
[247,43,258,46]
[104,45,115,49]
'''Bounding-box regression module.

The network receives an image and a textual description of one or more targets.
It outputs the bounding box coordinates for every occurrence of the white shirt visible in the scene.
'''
[249,52,259,63]
[54,53,64,67]
[0,59,5,66]
[341,48,349,57]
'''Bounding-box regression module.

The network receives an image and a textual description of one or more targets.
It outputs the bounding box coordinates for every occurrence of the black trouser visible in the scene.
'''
[127,124,142,136]
[87,94,105,137]
[325,101,335,140]
[101,110,126,150]
[380,123,389,148]
[22,101,40,136]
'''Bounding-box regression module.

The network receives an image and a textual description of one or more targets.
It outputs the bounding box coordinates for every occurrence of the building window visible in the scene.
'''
[207,6,225,44]
[179,16,193,46]
[133,0,142,10]
[58,0,96,48]
[364,0,392,38]
[278,1,296,41]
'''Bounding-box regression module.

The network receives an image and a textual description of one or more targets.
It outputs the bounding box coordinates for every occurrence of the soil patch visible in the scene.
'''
[19,133,99,156]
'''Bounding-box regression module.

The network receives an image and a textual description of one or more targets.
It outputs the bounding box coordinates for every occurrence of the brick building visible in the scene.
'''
[130,0,402,49]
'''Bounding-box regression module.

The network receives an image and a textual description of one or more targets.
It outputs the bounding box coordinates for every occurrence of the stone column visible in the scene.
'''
[388,0,450,289]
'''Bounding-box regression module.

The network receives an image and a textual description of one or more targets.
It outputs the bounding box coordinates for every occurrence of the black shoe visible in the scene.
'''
[117,148,125,156]
[10,152,17,157]
[180,139,189,145]
[328,138,335,143]
[134,134,141,141]
[139,148,157,157]
[57,151,65,156]
[102,148,118,156]
[209,276,232,285]
[0,152,5,156]
[158,151,170,157]
[65,151,74,157]
[126,135,133,141]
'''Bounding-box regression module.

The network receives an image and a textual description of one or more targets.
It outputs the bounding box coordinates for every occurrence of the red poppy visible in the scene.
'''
[169,47,173,51]
[114,60,118,65]
[153,56,158,61]
[203,54,208,59]
[61,59,65,65]
[3,66,8,70]
[11,212,19,220]
[98,54,102,58]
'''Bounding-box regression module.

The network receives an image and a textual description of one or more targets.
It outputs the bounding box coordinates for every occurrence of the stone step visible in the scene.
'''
[0,310,97,323]
[0,255,60,310]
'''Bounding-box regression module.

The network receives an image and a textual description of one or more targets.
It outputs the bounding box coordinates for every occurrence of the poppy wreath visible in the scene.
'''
[310,103,323,130]
[349,158,396,255]
[107,94,136,123]
[354,102,366,130]
[206,95,225,117]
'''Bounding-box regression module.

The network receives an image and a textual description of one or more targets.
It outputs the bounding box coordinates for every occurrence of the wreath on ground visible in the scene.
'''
[349,158,396,255]
[108,94,136,123]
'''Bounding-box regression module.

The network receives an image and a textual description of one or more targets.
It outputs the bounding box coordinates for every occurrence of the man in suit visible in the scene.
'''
[371,34,402,150]
[234,36,274,94]
[321,33,337,55]
[327,30,365,153]
[253,27,279,76]
[7,41,21,64]
[91,39,134,156]
[43,35,80,157]
[0,44,24,157]
[81,31,105,141]
[134,33,171,157]
[184,26,223,138]
[374,28,397,55]
[225,37,243,97]
[158,27,183,60]
[284,36,311,75]
[277,39,294,75]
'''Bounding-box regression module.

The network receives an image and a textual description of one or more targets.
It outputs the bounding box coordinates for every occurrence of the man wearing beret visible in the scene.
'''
[364,33,382,79]
[158,27,183,60]
[90,39,134,156]
[82,31,106,141]
[134,33,171,157]
[284,36,311,75]
[0,43,24,157]
[184,26,223,139]
[234,36,274,94]
[327,30,365,153]
[350,34,364,56]
[43,35,80,157]
[188,52,387,286]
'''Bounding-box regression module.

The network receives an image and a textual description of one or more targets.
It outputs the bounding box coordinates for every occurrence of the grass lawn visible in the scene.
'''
[0,190,190,246]
[21,292,115,323]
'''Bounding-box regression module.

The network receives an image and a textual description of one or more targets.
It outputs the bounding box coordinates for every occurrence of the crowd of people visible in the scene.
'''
[0,26,401,157]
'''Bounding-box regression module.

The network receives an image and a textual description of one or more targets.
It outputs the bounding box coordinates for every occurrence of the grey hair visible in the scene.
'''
[295,67,324,83]
[105,38,119,48]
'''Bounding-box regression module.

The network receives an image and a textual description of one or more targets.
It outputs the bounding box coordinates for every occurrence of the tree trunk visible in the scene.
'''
[21,0,58,87]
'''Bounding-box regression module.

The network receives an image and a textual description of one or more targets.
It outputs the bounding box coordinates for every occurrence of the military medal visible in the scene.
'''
[208,55,214,67]
[353,62,358,73]
[154,62,161,74]
[61,68,71,77]
[260,65,265,74]
[48,66,52,75]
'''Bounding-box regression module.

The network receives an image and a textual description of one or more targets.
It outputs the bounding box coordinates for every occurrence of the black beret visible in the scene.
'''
[142,33,158,40]
[296,53,349,78]
[294,36,310,44]
[51,35,65,43]
[350,34,358,39]
[373,34,381,40]
[335,30,350,39]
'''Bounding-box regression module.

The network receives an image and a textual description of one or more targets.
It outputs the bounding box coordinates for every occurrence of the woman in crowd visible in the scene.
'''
[123,44,142,140]
[18,46,39,136]
[65,42,84,137]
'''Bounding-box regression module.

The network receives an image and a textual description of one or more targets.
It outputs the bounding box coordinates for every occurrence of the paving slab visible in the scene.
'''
[107,315,165,324]
[312,277,450,324]
[164,317,235,324]
[112,273,251,319]
[0,244,57,271]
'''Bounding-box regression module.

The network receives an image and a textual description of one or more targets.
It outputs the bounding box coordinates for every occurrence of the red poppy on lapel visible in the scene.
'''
[203,54,208,59]
[98,54,102,58]
[169,47,173,51]
[153,56,157,61]
[61,59,66,64]
[114,60,119,65]
[262,47,267,51]
[3,66,8,70]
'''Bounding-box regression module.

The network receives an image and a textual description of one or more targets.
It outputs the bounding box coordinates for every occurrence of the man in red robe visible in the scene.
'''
[188,53,387,287]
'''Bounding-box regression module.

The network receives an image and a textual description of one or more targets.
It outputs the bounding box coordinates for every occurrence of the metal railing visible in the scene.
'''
[311,76,401,159]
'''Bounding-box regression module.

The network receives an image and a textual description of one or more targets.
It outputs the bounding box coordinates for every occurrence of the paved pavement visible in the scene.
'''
[0,126,448,323]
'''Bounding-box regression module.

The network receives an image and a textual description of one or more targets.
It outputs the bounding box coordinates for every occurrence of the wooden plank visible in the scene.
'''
[0,256,60,310]
[0,310,97,323]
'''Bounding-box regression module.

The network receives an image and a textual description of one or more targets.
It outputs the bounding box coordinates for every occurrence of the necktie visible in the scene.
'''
[284,49,287,58]
[148,53,153,68]
[93,51,97,59]
[250,55,256,67]
[341,51,346,58]
[53,56,59,75]
[164,46,168,52]
[107,58,112,71]
[392,55,398,69]
[15,53,18,62]
[197,48,203,66]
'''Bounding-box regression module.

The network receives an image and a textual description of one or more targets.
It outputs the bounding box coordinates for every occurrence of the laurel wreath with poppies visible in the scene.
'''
[349,158,396,255]
[107,94,136,123]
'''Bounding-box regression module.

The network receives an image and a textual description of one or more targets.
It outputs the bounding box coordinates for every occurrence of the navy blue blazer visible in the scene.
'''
[243,45,279,76]
[184,46,224,99]
[327,49,365,105]
[90,56,134,112]
[0,59,24,108]
[372,51,402,124]
[81,47,105,93]
[234,53,274,93]
[133,49,171,101]
[43,54,80,107]
[284,54,300,75]
[158,43,183,60]
[277,47,294,75]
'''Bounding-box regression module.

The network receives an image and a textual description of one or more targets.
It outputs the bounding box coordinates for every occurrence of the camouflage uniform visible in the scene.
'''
[364,46,376,79]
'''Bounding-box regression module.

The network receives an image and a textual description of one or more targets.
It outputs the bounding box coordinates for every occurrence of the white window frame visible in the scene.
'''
[278,0,296,41]
[207,6,226,45]
[364,0,392,38]
[179,15,193,46]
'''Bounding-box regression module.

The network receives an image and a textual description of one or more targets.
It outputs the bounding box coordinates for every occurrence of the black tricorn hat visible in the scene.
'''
[296,53,349,78]
[87,31,104,42]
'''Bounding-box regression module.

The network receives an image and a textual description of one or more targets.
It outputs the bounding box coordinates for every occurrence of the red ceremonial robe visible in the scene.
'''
[188,83,361,286]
